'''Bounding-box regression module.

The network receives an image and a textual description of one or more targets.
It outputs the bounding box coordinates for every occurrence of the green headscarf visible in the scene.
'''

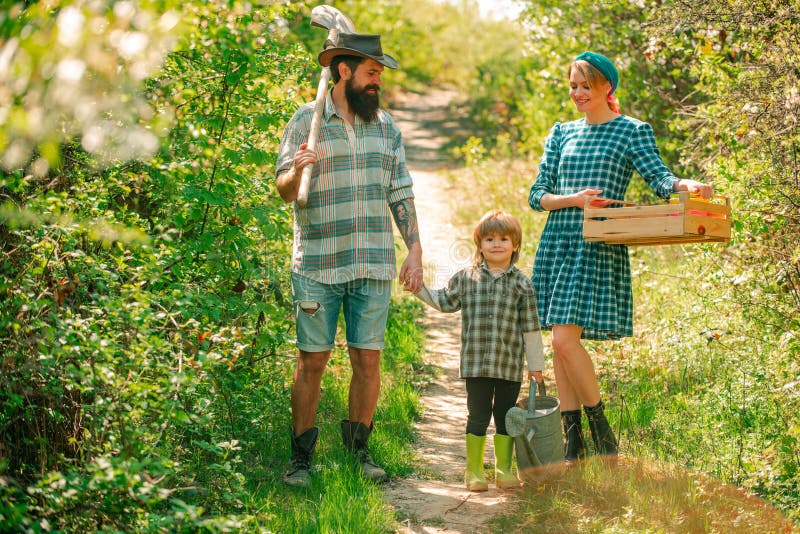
[575,51,619,95]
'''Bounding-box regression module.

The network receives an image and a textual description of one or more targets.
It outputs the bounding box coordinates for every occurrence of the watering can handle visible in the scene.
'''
[527,380,536,411]
[527,380,547,412]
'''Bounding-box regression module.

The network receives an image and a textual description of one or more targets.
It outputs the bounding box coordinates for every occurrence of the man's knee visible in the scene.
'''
[297,350,330,377]
[350,348,381,378]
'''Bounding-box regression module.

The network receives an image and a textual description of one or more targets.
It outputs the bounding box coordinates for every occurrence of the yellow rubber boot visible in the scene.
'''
[494,434,522,489]
[465,433,488,492]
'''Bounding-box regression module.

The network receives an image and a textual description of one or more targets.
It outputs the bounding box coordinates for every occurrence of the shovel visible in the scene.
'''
[505,380,563,471]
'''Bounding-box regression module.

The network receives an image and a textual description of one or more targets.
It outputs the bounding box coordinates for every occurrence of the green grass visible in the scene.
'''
[444,155,800,529]
[496,457,796,533]
[243,295,427,533]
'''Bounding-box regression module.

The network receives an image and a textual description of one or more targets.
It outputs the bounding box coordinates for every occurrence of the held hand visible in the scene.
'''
[676,179,713,199]
[572,188,609,209]
[399,247,423,293]
[293,143,318,174]
[527,370,543,383]
[400,275,421,293]
[400,266,423,293]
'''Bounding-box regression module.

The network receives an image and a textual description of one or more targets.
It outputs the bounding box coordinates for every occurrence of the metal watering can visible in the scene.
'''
[505,380,563,471]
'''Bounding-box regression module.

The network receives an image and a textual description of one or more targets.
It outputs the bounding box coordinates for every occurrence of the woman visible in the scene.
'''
[528,51,711,464]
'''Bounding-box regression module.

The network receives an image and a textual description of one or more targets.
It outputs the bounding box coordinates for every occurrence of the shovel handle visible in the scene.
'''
[297,67,331,207]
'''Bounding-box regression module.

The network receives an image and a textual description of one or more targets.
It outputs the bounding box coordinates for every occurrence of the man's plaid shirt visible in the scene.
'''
[276,91,414,284]
[429,263,542,382]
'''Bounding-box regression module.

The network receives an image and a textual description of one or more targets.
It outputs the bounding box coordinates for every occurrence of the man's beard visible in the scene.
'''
[345,78,380,123]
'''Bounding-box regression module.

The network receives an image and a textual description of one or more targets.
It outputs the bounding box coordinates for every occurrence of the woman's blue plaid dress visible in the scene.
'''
[529,116,678,340]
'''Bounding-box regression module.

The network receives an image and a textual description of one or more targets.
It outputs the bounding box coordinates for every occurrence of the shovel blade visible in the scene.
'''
[311,5,356,33]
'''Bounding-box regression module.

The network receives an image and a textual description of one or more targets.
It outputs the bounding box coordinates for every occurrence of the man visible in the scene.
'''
[275,32,423,488]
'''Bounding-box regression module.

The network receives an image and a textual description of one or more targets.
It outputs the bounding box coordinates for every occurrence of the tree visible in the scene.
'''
[1,1,311,529]
[0,1,181,175]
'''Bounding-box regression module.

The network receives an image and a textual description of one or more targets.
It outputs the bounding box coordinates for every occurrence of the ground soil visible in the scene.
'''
[383,90,518,533]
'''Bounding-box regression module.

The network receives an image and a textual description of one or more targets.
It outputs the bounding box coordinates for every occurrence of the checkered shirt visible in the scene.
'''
[429,263,541,382]
[275,91,414,284]
[528,116,678,339]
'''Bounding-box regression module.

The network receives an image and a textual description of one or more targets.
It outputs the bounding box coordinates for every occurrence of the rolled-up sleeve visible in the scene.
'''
[387,127,414,204]
[529,122,562,211]
[629,122,678,199]
[275,108,311,178]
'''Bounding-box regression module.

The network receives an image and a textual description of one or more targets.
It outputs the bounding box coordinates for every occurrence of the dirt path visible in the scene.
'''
[384,90,515,533]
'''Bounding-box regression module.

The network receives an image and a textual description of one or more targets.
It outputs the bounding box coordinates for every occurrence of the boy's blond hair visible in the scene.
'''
[472,210,522,266]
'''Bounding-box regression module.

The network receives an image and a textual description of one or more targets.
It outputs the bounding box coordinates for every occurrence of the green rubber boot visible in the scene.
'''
[494,433,521,489]
[465,433,488,492]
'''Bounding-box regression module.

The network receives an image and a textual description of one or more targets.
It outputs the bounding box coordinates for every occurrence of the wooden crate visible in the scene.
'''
[582,192,731,246]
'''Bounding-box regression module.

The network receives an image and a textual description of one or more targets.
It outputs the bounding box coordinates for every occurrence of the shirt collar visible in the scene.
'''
[479,261,516,277]
[322,88,336,121]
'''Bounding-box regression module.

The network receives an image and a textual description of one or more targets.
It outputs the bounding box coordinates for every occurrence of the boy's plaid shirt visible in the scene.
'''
[430,263,542,382]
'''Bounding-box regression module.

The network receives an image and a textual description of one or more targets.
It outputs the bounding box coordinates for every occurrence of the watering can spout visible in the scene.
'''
[505,379,564,472]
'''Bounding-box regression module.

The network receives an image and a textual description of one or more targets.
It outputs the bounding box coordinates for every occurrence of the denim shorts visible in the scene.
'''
[291,273,392,352]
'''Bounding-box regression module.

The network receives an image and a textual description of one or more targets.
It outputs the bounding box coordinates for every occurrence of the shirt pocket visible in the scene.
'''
[493,285,520,326]
[463,281,513,327]
[377,139,396,193]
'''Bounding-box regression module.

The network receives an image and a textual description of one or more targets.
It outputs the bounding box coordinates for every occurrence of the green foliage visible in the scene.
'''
[644,0,800,337]
[2,0,316,530]
[286,0,527,93]
[588,244,796,523]
[382,292,433,389]
[614,6,800,515]
[0,1,182,174]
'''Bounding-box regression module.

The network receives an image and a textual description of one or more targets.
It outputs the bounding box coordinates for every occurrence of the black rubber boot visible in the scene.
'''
[341,420,388,482]
[283,426,319,488]
[584,401,618,456]
[561,409,587,466]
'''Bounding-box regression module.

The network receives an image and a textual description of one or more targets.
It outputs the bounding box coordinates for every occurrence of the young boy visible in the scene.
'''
[409,210,544,490]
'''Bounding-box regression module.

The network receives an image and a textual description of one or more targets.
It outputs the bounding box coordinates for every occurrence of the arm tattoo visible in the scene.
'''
[391,199,420,248]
